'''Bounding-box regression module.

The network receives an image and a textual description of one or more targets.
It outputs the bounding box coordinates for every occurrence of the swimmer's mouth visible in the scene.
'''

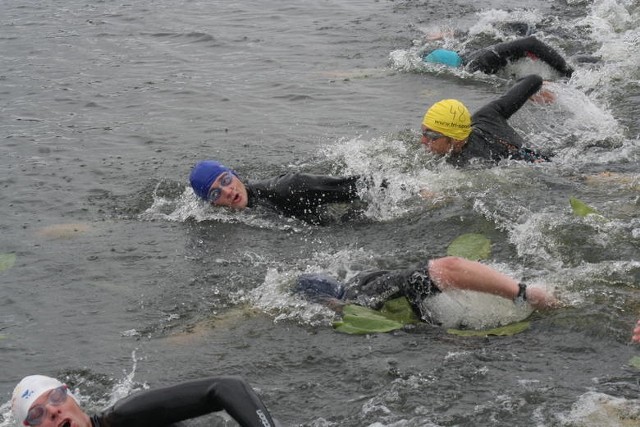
[59,419,71,427]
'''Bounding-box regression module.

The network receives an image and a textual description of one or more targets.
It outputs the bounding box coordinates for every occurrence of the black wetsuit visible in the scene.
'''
[343,265,441,323]
[295,265,442,323]
[245,173,362,222]
[90,376,276,427]
[450,74,551,166]
[462,36,573,77]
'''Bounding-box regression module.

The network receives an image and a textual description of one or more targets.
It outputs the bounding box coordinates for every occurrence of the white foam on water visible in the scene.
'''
[360,375,441,427]
[244,248,379,327]
[104,350,148,407]
[571,0,640,95]
[320,136,469,221]
[0,402,12,427]
[556,391,640,426]
[245,268,337,327]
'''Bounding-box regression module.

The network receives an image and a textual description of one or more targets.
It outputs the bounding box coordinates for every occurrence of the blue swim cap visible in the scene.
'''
[294,273,345,302]
[189,160,235,200]
[423,49,463,67]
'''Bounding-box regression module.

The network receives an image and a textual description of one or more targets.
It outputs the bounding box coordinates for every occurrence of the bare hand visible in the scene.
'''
[530,88,556,104]
[419,189,438,199]
[526,286,560,309]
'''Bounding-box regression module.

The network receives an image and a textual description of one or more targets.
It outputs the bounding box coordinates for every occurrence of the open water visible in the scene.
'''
[1,0,639,426]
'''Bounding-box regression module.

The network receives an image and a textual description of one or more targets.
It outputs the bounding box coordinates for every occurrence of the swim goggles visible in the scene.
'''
[24,386,68,426]
[206,172,234,203]
[421,129,447,140]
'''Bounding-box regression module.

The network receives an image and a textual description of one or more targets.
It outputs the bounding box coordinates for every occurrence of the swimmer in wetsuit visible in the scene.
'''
[295,256,558,324]
[11,375,278,427]
[423,36,574,78]
[189,160,366,223]
[419,74,552,166]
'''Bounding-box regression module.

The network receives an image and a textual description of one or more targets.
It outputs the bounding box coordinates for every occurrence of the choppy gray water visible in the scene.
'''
[1,0,639,425]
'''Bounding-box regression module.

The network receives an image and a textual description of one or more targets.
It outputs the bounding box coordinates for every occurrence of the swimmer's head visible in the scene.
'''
[190,160,235,200]
[423,49,463,67]
[190,161,248,209]
[422,99,472,141]
[12,375,83,427]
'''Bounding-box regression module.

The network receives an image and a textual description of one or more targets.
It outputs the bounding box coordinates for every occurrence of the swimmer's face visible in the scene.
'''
[421,126,453,155]
[207,172,248,209]
[23,387,91,427]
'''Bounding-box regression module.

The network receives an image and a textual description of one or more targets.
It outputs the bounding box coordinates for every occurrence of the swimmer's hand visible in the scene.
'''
[526,286,561,310]
[425,30,455,41]
[419,189,438,199]
[529,81,556,104]
[530,89,556,104]
[419,189,453,207]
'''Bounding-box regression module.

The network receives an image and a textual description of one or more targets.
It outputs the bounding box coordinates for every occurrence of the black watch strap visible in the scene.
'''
[514,282,527,304]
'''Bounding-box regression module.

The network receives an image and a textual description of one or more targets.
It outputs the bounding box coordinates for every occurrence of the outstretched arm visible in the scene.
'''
[98,376,277,427]
[490,36,574,77]
[427,256,558,309]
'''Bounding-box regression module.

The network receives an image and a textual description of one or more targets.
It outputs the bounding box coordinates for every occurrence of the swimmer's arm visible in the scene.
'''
[427,257,559,309]
[493,74,543,119]
[99,376,277,427]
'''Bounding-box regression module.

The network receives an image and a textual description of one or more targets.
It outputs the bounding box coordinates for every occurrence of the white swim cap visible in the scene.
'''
[11,375,67,426]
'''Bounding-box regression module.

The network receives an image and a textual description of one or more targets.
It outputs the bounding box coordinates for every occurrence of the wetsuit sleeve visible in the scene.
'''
[489,74,543,120]
[492,36,573,77]
[249,173,362,218]
[464,36,572,77]
[509,146,551,162]
[92,376,277,427]
[274,173,361,203]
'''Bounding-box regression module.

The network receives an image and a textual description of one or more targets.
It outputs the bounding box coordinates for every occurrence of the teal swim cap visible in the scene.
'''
[423,49,462,67]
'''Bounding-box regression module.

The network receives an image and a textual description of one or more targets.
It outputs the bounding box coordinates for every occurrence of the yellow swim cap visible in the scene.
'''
[422,99,472,140]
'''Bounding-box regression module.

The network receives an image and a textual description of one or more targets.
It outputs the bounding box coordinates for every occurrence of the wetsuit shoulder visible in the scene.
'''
[245,173,361,219]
